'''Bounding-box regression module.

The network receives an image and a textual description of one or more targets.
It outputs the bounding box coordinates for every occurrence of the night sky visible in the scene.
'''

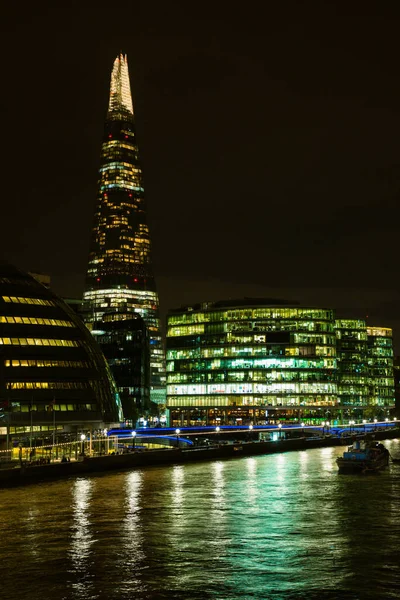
[1,2,400,347]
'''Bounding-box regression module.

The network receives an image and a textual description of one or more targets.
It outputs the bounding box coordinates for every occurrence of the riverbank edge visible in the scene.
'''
[1,428,399,488]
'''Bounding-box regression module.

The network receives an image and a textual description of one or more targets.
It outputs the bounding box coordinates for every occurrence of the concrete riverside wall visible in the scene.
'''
[0,428,398,488]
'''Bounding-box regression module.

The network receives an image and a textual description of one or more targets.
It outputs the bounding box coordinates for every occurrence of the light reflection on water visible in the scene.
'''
[1,442,400,600]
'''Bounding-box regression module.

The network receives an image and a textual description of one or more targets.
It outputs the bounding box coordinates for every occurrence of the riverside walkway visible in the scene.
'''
[0,420,398,487]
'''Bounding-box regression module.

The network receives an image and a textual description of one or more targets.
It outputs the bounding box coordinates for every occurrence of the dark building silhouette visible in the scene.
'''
[0,263,122,440]
[82,53,166,406]
[92,313,150,425]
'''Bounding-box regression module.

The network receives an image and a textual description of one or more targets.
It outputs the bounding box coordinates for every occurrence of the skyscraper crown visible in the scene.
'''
[108,53,134,115]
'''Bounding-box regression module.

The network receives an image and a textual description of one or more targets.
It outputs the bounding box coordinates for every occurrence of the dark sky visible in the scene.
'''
[1,2,400,346]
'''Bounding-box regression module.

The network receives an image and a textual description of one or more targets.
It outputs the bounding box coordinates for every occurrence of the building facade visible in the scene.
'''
[0,263,122,442]
[82,54,166,405]
[335,319,369,408]
[367,326,395,413]
[166,300,338,426]
[92,313,151,425]
[166,300,396,425]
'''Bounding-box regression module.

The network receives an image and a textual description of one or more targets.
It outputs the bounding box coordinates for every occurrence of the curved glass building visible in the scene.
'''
[0,263,122,437]
[166,300,338,425]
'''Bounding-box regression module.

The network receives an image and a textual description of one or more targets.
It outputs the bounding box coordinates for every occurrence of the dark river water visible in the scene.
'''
[2,441,400,600]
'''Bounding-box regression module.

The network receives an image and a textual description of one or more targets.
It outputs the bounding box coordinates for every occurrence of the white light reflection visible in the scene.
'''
[168,465,188,540]
[23,506,40,559]
[69,478,94,595]
[321,447,335,472]
[299,450,309,480]
[245,458,258,505]
[123,471,145,565]
[276,453,286,485]
[210,461,227,547]
[211,461,226,509]
[170,465,185,510]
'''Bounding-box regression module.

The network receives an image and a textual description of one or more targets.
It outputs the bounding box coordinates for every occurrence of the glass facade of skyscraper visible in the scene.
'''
[83,54,166,406]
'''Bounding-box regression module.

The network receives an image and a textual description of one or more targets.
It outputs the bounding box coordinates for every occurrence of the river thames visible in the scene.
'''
[1,441,400,600]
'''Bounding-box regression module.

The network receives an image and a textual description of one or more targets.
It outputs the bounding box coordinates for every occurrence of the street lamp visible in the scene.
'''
[175,428,180,448]
[363,419,366,434]
[278,423,282,440]
[374,418,377,431]
[249,424,253,430]
[131,431,136,451]
[80,433,86,455]
[215,426,220,445]
[321,421,325,436]
[301,422,305,436]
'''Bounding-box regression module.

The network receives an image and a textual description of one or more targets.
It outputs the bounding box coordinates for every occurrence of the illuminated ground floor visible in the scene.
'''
[167,404,395,427]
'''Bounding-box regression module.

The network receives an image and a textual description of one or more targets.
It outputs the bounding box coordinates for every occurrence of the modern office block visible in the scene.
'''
[335,319,369,407]
[166,299,337,425]
[367,326,395,409]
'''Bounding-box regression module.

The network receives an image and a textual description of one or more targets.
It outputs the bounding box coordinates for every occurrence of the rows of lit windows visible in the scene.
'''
[338,384,369,394]
[4,359,88,368]
[167,383,338,395]
[7,381,89,390]
[335,319,366,330]
[367,327,392,337]
[168,371,336,384]
[195,346,336,358]
[167,308,334,326]
[0,316,75,327]
[167,352,337,370]
[2,296,55,306]
[368,347,393,358]
[101,140,137,153]
[13,403,97,413]
[84,288,158,301]
[167,395,337,407]
[370,337,393,347]
[100,160,141,172]
[100,182,144,193]
[167,325,337,348]
[0,338,80,347]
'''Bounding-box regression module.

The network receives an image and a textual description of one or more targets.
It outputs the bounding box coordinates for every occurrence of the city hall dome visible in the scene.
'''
[0,263,122,435]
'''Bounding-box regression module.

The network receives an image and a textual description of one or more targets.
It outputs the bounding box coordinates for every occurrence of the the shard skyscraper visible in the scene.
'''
[83,54,166,407]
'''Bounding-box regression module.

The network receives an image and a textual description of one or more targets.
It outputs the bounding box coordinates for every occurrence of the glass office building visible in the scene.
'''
[166,300,338,425]
[83,54,166,404]
[166,300,396,425]
[0,263,122,438]
[335,319,369,407]
[367,327,395,409]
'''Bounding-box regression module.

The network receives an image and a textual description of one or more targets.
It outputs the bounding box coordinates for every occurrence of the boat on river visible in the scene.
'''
[336,440,390,474]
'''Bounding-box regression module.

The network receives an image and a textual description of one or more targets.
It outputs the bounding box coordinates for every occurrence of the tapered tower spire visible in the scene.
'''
[83,54,166,411]
[108,53,134,115]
